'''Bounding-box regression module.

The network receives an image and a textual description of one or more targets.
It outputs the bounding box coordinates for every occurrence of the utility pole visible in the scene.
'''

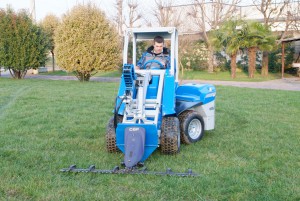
[30,0,36,23]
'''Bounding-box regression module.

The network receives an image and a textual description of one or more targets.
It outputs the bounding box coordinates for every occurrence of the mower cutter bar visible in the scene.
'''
[60,165,199,177]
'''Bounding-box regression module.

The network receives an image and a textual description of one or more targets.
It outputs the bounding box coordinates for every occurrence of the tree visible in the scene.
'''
[210,19,245,78]
[188,0,241,73]
[114,0,124,35]
[152,0,183,27]
[0,7,49,79]
[54,4,121,81]
[127,0,142,28]
[241,21,276,78]
[252,0,293,76]
[40,14,60,72]
[114,0,142,35]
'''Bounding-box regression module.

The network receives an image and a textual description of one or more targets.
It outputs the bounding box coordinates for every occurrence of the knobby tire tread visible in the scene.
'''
[160,117,180,155]
[106,115,123,153]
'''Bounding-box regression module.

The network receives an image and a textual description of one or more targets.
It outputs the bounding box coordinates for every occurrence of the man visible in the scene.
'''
[136,36,170,70]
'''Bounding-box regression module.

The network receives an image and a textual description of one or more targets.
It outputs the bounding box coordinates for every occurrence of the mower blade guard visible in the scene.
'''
[124,127,145,168]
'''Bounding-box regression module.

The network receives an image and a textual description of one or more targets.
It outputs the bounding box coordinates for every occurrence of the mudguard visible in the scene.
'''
[175,83,216,115]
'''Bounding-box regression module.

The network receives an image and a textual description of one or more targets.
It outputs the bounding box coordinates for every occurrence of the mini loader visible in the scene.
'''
[61,27,216,176]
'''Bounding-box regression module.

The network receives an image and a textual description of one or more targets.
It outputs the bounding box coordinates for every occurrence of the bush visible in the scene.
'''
[269,43,294,73]
[0,7,50,79]
[180,40,209,71]
[214,52,230,72]
[54,4,121,81]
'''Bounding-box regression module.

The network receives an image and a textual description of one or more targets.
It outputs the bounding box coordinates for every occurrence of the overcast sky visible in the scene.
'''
[0,0,115,22]
[0,0,259,23]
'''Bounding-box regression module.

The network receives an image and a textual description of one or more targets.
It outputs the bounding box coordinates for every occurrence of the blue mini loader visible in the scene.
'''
[61,27,216,176]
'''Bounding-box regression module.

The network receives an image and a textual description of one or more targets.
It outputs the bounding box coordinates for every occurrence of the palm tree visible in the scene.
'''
[241,21,276,78]
[210,19,244,78]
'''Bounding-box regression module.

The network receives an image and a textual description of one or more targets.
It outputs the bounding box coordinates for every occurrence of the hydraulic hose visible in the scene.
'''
[113,96,126,130]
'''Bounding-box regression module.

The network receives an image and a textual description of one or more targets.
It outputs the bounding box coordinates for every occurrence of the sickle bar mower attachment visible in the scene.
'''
[60,165,199,177]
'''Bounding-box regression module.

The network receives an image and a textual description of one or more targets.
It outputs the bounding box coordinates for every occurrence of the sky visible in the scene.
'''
[0,0,115,22]
[0,0,257,23]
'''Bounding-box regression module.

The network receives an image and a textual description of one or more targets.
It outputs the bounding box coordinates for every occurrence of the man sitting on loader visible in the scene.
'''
[136,35,170,70]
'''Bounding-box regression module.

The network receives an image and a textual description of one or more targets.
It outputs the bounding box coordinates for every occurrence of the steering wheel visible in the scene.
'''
[141,59,165,69]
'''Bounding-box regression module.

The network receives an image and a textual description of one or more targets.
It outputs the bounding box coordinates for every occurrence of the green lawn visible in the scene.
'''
[40,69,295,82]
[39,70,75,76]
[0,78,299,200]
[40,70,122,77]
[179,70,290,81]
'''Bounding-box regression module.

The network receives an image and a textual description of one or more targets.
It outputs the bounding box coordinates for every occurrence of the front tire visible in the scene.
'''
[106,115,123,153]
[160,117,180,154]
[179,111,204,144]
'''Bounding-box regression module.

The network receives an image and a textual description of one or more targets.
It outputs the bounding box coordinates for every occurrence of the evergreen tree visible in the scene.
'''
[0,8,50,79]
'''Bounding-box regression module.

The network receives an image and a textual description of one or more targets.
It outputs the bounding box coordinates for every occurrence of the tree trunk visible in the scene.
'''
[207,44,214,73]
[13,69,20,79]
[179,60,184,83]
[248,47,257,78]
[230,54,237,79]
[51,51,55,72]
[9,68,28,79]
[76,71,91,82]
[202,27,214,73]
[261,51,269,77]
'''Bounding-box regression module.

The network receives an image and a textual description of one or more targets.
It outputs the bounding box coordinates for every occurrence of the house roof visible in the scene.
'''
[281,37,300,43]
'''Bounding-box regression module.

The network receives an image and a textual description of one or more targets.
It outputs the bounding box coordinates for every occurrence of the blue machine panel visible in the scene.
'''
[176,83,216,104]
[116,124,159,162]
[116,75,126,115]
[175,83,216,115]
[146,75,159,99]
[162,75,176,115]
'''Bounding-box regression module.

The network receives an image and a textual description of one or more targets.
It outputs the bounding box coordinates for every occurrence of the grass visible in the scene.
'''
[0,78,299,200]
[40,69,295,82]
[39,70,75,76]
[40,70,122,77]
[179,70,292,81]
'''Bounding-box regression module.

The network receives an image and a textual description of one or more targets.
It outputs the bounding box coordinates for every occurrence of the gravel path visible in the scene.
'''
[181,78,300,91]
[1,73,300,91]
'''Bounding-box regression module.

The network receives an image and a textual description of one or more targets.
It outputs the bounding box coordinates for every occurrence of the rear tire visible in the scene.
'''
[106,115,123,153]
[160,117,180,154]
[179,110,204,144]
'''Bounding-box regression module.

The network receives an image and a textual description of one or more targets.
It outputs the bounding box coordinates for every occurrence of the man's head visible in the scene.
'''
[153,36,164,54]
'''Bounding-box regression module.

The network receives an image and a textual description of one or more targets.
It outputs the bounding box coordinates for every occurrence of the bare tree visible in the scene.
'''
[114,0,124,35]
[288,1,300,32]
[152,0,183,27]
[153,0,172,26]
[188,0,241,73]
[127,0,142,28]
[114,0,142,35]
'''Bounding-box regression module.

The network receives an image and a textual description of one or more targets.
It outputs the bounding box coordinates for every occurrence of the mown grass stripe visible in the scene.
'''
[0,86,30,120]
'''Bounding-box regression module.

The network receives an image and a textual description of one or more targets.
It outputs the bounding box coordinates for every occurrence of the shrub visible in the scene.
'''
[180,40,209,71]
[54,4,121,81]
[0,7,49,79]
